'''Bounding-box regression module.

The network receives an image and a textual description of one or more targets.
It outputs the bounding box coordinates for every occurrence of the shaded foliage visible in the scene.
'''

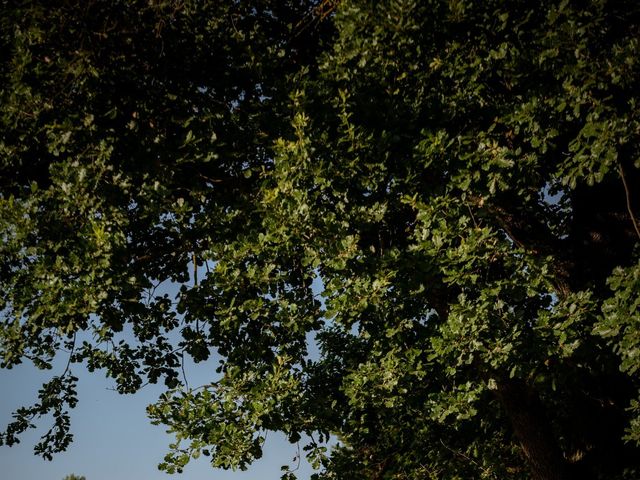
[2,1,640,479]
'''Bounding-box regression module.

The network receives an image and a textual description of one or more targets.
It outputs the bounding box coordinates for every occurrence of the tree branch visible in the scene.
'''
[618,163,640,241]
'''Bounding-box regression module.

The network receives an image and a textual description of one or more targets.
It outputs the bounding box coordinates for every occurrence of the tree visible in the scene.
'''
[63,475,86,480]
[1,1,640,479]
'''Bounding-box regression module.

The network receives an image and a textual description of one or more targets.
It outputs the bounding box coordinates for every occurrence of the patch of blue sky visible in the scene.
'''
[0,261,323,480]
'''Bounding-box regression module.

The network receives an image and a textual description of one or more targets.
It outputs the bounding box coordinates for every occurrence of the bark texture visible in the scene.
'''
[496,379,574,480]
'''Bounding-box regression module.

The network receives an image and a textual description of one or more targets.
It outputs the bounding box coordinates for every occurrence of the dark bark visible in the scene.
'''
[495,378,574,480]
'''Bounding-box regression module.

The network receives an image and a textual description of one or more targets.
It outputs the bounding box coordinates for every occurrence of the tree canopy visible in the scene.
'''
[1,1,640,479]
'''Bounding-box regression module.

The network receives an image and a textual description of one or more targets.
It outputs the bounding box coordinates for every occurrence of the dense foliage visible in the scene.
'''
[1,1,640,479]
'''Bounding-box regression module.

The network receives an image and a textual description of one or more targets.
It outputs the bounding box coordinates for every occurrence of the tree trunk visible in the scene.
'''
[495,378,573,480]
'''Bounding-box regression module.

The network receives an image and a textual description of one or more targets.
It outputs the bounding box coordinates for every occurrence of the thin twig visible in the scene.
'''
[193,251,198,286]
[619,163,640,241]
[439,439,496,479]
[285,441,302,474]
[61,332,77,378]
[198,173,226,184]
[291,0,340,40]
[466,202,479,228]
[181,351,190,390]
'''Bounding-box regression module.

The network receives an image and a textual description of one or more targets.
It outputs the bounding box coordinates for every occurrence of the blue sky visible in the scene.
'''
[0,272,323,480]
[0,355,315,480]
